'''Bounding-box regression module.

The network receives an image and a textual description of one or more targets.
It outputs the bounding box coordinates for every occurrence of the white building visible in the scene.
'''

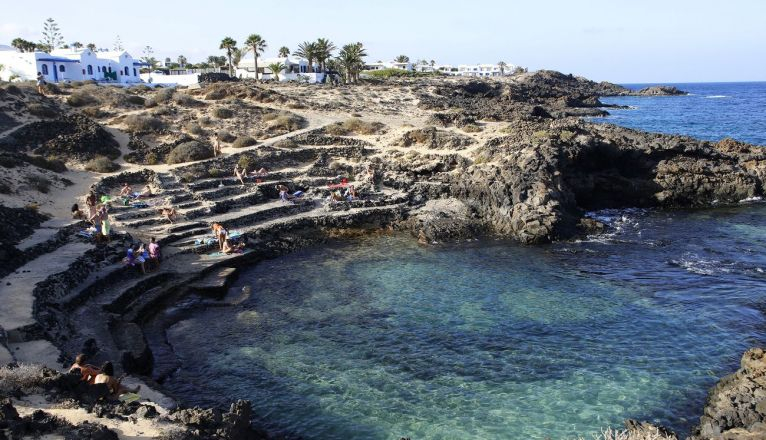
[236,55,325,82]
[0,46,145,83]
[456,63,515,77]
[363,61,414,72]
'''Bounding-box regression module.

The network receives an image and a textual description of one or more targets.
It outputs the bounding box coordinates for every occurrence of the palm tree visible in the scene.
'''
[498,61,508,75]
[278,46,290,58]
[177,55,188,68]
[86,43,97,52]
[293,41,318,73]
[219,37,237,76]
[243,34,267,81]
[267,62,286,81]
[72,41,83,49]
[337,42,367,84]
[314,38,337,71]
[394,55,410,63]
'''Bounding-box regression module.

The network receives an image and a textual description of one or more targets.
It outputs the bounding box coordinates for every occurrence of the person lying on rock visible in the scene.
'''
[234,164,247,186]
[276,184,304,203]
[94,361,140,397]
[137,185,153,198]
[249,167,268,178]
[69,353,101,384]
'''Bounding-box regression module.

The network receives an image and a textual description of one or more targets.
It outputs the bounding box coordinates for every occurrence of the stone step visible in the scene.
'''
[0,242,94,334]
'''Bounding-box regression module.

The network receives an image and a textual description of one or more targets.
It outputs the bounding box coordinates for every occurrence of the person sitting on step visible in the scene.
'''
[234,164,247,186]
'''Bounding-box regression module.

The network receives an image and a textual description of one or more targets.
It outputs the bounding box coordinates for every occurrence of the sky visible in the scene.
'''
[1,0,764,83]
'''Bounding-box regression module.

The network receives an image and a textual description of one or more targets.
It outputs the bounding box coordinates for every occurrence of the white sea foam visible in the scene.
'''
[739,196,763,204]
[705,95,730,99]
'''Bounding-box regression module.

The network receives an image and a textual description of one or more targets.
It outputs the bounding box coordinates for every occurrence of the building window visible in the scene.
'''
[87,65,93,75]
[97,66,101,72]
[41,64,49,75]
[124,66,129,76]
[108,66,112,73]
[133,68,137,76]
[59,65,65,73]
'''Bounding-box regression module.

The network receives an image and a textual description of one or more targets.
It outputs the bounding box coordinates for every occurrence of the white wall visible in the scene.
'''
[139,73,199,86]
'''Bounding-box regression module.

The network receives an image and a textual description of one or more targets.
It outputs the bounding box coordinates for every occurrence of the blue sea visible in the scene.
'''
[162,82,766,439]
[595,82,766,146]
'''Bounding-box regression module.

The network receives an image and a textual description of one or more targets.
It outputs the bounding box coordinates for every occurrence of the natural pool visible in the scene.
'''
[164,205,766,439]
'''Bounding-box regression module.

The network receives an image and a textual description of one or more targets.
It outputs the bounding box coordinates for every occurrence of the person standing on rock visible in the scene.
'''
[36,72,46,95]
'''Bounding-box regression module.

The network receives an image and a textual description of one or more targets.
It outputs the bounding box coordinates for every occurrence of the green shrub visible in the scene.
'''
[199,116,213,127]
[462,124,483,133]
[232,136,257,148]
[25,155,67,173]
[0,363,48,393]
[144,98,158,108]
[67,91,98,107]
[559,130,576,142]
[27,103,58,118]
[85,156,120,173]
[81,107,107,118]
[273,139,299,149]
[125,94,146,105]
[153,87,175,103]
[237,155,256,170]
[324,118,385,136]
[532,130,549,142]
[264,111,304,132]
[217,130,236,143]
[212,107,234,119]
[27,175,51,193]
[174,93,202,107]
[185,122,205,135]
[125,114,164,132]
[208,167,224,177]
[166,141,214,164]
[145,152,159,165]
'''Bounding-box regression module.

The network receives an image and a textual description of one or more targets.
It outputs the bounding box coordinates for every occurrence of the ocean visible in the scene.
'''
[161,82,766,439]
[595,82,766,146]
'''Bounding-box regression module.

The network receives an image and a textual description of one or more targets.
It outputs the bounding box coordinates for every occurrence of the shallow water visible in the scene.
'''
[164,204,766,439]
[593,82,766,146]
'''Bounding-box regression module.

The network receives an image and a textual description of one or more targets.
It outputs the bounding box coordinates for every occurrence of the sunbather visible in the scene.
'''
[344,185,358,201]
[234,164,247,186]
[276,184,303,203]
[93,361,140,397]
[119,183,132,197]
[85,191,98,218]
[249,167,268,177]
[328,190,344,202]
[69,353,101,384]
[222,238,245,254]
[137,185,153,198]
[160,207,177,223]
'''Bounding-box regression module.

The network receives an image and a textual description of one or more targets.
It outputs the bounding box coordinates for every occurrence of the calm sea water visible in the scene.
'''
[164,206,766,439]
[595,82,766,146]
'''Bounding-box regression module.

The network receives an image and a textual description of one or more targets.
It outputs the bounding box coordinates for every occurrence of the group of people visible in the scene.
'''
[123,237,161,274]
[119,183,154,201]
[69,354,140,397]
[328,185,358,203]
[276,184,304,203]
[211,223,245,254]
[71,190,111,242]
[234,164,269,185]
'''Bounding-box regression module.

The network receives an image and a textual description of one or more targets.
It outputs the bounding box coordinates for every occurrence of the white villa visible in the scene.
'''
[364,61,415,72]
[236,55,321,82]
[414,63,516,77]
[0,46,146,84]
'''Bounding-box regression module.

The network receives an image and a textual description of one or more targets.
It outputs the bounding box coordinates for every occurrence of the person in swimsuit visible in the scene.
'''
[36,72,45,95]
[93,361,140,397]
[69,353,101,384]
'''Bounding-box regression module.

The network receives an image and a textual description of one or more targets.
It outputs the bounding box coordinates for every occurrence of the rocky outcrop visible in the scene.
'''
[637,86,687,96]
[1,114,120,161]
[395,126,475,150]
[690,349,766,440]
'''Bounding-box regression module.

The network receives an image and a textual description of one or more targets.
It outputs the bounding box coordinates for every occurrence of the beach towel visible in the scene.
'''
[100,195,112,203]
[293,191,304,198]
[101,219,111,236]
[119,393,140,403]
[131,202,149,209]
[77,230,94,238]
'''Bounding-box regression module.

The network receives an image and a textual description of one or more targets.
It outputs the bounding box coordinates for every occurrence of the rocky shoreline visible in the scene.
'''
[1,72,764,438]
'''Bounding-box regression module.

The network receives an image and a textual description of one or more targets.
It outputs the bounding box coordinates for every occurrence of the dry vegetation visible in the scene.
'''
[324,118,387,136]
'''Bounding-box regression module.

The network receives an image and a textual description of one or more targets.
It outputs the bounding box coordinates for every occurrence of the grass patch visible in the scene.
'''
[263,111,304,132]
[212,107,234,119]
[166,141,214,164]
[67,91,99,107]
[27,175,51,193]
[273,139,299,149]
[85,156,120,173]
[232,136,257,149]
[185,122,205,135]
[324,118,386,136]
[124,114,164,132]
[0,363,47,393]
[462,124,483,133]
[26,103,58,118]
[217,130,236,143]
[25,155,67,173]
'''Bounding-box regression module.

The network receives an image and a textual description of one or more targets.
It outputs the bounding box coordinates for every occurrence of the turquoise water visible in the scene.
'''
[595,82,766,146]
[164,205,766,439]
